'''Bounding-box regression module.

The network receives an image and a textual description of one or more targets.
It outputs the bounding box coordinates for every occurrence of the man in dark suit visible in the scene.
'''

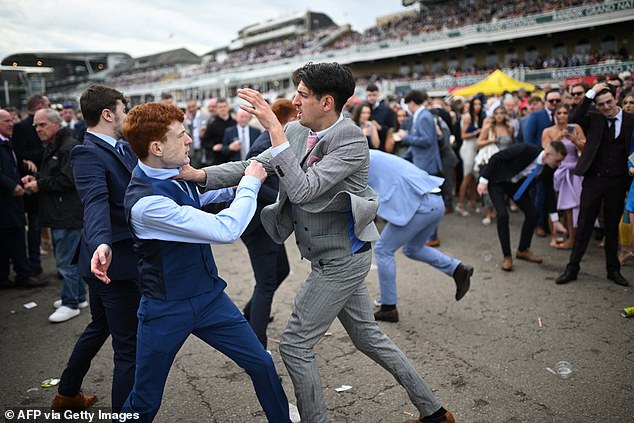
[202,98,235,165]
[221,108,261,162]
[240,99,295,348]
[367,83,395,151]
[522,89,562,237]
[52,85,140,411]
[12,95,49,275]
[556,83,634,286]
[477,141,567,271]
[0,109,45,289]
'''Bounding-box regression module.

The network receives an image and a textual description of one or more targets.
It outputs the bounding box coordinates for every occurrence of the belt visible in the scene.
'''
[354,242,371,254]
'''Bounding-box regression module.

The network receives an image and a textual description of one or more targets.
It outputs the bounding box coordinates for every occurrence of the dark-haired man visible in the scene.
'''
[477,141,568,271]
[182,62,455,423]
[556,83,634,286]
[399,89,443,246]
[366,83,395,151]
[52,85,139,411]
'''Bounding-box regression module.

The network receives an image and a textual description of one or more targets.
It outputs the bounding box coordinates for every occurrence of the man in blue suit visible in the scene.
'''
[369,151,473,323]
[522,89,561,236]
[116,102,289,422]
[52,85,140,412]
[221,108,261,162]
[398,90,444,246]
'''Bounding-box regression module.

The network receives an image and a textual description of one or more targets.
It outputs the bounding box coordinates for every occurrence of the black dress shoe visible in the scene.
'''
[374,308,399,323]
[607,271,629,286]
[555,266,578,285]
[17,276,49,288]
[30,266,43,276]
[0,279,16,289]
[453,263,473,301]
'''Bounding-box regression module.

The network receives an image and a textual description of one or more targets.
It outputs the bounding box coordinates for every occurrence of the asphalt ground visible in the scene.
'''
[1,210,633,422]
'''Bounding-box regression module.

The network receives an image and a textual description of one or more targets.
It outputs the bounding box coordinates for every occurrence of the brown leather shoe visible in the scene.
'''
[516,249,543,263]
[501,256,513,271]
[405,409,456,422]
[425,239,441,247]
[52,393,97,410]
[374,308,399,323]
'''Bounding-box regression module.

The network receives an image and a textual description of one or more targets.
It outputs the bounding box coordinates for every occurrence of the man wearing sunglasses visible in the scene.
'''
[569,83,588,115]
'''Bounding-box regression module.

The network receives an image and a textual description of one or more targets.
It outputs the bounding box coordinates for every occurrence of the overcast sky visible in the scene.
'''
[0,0,409,61]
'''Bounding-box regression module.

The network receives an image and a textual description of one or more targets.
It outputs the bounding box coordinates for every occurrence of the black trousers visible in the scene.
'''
[58,276,140,411]
[241,225,290,348]
[568,175,629,273]
[489,181,539,257]
[0,226,31,283]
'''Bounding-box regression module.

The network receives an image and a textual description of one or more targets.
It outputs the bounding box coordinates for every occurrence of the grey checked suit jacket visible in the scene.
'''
[202,118,379,261]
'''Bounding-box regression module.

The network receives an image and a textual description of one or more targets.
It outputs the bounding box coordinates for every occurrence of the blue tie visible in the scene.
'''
[513,164,542,202]
[115,141,126,157]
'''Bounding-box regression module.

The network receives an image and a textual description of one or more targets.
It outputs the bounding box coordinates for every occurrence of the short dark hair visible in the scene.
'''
[528,95,543,105]
[595,87,616,101]
[404,90,428,105]
[161,93,173,100]
[570,82,588,93]
[80,85,127,127]
[292,62,355,114]
[545,89,561,100]
[548,140,567,157]
[26,95,47,112]
[366,83,379,92]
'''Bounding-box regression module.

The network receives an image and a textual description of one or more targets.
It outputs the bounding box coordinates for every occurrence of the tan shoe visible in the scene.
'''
[52,393,97,410]
[501,256,513,271]
[516,249,543,263]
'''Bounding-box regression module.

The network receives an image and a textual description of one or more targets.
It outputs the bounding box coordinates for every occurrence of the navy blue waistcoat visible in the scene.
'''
[124,166,226,301]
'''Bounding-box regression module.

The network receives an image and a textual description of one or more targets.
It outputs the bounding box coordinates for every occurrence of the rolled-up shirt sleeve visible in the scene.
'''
[130,176,260,244]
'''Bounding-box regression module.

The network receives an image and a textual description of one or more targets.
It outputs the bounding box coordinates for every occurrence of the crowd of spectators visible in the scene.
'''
[95,0,619,91]
[333,0,604,48]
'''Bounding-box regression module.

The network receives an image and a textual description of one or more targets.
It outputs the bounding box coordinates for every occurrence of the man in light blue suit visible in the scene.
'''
[369,150,473,323]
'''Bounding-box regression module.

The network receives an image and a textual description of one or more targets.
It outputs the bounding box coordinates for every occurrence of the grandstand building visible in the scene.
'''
[0,52,130,108]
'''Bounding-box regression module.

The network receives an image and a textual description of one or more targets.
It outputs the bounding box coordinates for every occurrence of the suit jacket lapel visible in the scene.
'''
[89,134,134,173]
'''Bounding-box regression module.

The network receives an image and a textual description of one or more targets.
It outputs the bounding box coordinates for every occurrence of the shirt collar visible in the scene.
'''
[0,135,9,142]
[536,151,544,166]
[613,108,623,123]
[87,130,118,148]
[312,114,344,139]
[138,160,180,180]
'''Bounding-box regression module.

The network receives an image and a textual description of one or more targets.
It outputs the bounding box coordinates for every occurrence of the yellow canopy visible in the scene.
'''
[452,70,535,97]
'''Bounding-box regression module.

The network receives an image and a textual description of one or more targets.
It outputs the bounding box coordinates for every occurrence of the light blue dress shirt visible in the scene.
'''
[130,161,260,244]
